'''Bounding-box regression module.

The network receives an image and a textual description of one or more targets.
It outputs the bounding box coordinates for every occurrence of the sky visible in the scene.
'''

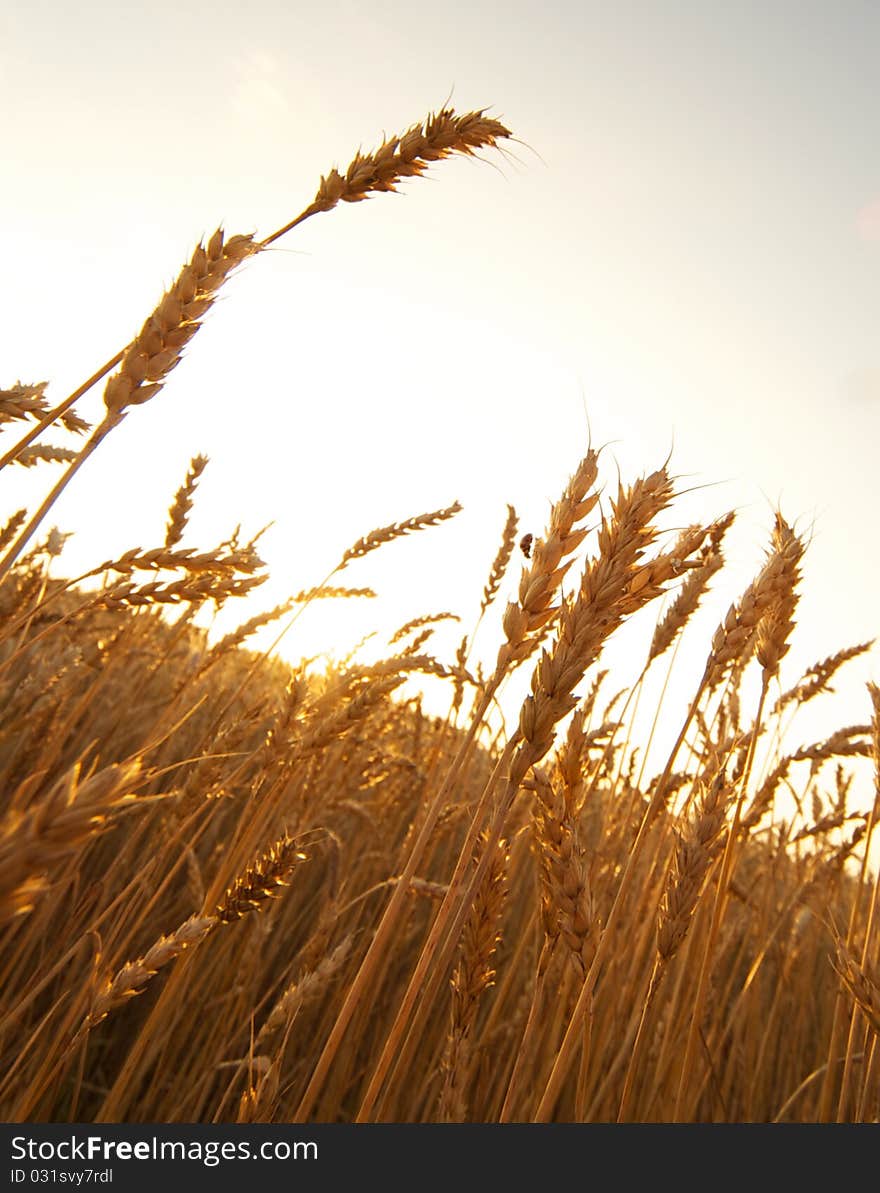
[2,0,879,783]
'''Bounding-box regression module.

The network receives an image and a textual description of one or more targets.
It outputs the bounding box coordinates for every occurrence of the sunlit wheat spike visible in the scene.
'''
[91,542,265,579]
[439,832,509,1122]
[529,766,596,976]
[755,513,805,677]
[296,674,405,757]
[208,599,296,658]
[165,454,208,548]
[85,914,218,1028]
[833,938,880,1037]
[216,835,308,923]
[704,510,804,691]
[480,504,518,616]
[268,107,512,245]
[13,445,79,468]
[0,508,27,551]
[791,724,872,770]
[772,641,874,716]
[256,936,354,1049]
[103,229,257,418]
[498,449,600,672]
[517,466,678,767]
[390,611,460,645]
[97,571,267,609]
[657,773,730,963]
[291,585,377,603]
[0,381,52,426]
[0,381,89,435]
[339,501,462,566]
[648,511,734,663]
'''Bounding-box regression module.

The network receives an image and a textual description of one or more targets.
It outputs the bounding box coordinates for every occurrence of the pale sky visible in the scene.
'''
[2,1,879,762]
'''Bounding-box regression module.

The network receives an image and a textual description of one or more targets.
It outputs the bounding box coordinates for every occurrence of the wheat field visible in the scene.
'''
[1,106,878,1125]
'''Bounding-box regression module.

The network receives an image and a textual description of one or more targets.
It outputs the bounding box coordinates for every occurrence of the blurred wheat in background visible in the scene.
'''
[1,106,879,1125]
